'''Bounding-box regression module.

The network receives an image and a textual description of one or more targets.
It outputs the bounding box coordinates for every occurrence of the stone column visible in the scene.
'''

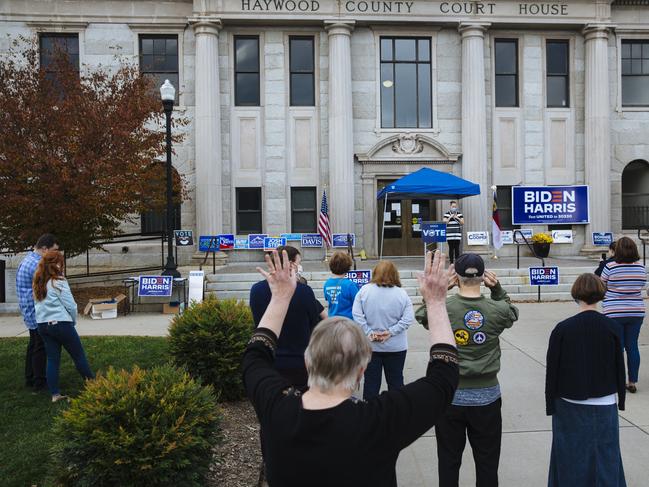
[326,22,355,234]
[459,24,489,236]
[584,25,611,247]
[190,17,222,237]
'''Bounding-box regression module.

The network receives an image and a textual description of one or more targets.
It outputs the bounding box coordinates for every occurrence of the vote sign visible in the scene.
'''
[332,233,356,248]
[512,186,589,225]
[529,267,560,286]
[174,230,194,246]
[301,233,323,248]
[421,222,447,243]
[346,270,371,287]
[592,232,613,246]
[138,276,173,297]
[263,237,287,251]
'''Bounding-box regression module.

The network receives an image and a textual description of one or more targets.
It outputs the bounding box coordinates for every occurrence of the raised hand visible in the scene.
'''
[483,270,498,288]
[256,250,297,301]
[417,250,453,305]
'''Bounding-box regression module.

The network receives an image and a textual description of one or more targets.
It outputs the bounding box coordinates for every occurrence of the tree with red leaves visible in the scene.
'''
[0,37,186,257]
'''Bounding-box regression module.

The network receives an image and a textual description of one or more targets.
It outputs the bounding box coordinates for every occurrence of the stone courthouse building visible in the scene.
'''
[2,0,649,259]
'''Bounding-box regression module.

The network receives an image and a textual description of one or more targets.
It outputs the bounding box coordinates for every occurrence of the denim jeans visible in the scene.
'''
[37,321,94,395]
[613,316,643,383]
[363,350,407,400]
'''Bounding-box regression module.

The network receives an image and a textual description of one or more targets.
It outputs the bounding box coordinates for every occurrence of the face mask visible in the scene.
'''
[297,265,304,274]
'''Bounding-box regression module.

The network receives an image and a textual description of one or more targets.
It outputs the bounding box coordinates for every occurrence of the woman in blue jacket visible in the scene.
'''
[33,250,94,402]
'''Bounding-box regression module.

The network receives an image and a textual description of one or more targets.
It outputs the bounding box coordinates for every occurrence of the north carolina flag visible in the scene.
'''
[492,189,503,250]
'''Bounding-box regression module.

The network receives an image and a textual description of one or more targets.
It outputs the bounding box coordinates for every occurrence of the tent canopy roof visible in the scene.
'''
[376,168,481,201]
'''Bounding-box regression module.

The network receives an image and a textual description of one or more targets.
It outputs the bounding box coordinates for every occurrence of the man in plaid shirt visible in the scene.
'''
[16,234,59,391]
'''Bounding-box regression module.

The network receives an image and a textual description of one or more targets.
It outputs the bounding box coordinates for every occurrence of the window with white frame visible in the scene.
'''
[621,39,649,107]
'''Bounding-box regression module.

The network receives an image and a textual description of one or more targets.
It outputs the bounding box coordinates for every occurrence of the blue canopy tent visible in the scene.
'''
[376,168,481,258]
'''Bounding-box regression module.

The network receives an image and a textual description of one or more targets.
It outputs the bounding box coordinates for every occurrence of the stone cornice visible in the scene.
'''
[26,21,88,31]
[458,22,491,38]
[189,16,222,35]
[324,21,355,35]
[583,23,614,40]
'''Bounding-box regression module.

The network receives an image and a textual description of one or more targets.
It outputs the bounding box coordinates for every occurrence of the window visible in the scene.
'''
[494,39,518,107]
[236,187,262,234]
[621,40,649,107]
[546,40,569,108]
[289,36,315,106]
[141,205,181,235]
[291,187,317,233]
[496,186,519,230]
[380,37,432,128]
[234,36,260,106]
[139,35,179,102]
[39,33,79,81]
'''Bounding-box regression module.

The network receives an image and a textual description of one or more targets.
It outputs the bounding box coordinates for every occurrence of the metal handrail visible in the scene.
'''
[637,229,649,266]
[513,230,546,269]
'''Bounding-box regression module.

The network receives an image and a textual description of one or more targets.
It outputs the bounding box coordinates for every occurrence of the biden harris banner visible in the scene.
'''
[512,186,589,226]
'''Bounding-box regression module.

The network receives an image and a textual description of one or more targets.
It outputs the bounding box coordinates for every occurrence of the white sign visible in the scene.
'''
[467,231,489,246]
[188,270,205,304]
[551,229,573,244]
[515,228,534,243]
[501,230,514,245]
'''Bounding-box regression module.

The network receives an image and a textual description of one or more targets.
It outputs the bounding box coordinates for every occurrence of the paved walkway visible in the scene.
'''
[1,302,648,485]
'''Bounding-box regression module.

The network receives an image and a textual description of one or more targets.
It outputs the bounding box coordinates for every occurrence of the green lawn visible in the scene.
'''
[0,336,169,487]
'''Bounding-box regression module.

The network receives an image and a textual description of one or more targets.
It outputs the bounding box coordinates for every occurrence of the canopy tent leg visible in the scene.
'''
[380,194,388,260]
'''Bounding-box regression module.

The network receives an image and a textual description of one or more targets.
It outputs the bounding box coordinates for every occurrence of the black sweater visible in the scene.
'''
[545,310,626,415]
[242,328,459,487]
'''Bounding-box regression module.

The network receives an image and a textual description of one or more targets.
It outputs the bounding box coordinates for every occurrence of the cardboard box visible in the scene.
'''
[83,294,127,320]
[162,302,180,315]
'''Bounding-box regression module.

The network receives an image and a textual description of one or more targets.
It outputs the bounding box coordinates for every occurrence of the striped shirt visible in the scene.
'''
[444,211,463,241]
[601,261,647,318]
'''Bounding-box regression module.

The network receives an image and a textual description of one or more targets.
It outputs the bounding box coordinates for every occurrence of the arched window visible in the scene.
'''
[622,159,649,229]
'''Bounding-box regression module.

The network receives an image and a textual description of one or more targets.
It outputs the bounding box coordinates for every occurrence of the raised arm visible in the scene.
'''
[418,251,456,347]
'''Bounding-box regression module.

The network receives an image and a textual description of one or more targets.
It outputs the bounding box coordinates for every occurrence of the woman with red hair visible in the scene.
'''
[33,250,94,402]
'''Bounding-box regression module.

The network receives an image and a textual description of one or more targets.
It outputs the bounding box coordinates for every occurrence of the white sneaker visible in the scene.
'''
[51,394,68,403]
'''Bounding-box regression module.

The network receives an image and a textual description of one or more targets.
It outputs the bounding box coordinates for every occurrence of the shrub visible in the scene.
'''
[51,365,220,487]
[168,296,254,401]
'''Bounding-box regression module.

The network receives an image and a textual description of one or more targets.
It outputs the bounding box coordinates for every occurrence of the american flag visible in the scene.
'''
[318,190,332,248]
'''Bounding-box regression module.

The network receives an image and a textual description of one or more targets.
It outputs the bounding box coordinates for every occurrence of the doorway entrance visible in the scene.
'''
[377,179,435,256]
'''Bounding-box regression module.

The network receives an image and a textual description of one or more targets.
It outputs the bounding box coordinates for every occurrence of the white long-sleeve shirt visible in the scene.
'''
[352,283,414,352]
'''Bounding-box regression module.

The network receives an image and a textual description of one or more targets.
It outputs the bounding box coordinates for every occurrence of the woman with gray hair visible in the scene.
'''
[242,250,459,487]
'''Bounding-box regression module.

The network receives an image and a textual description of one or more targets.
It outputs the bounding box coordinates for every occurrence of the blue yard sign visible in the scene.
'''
[138,276,173,297]
[529,267,560,286]
[248,234,268,250]
[421,222,447,243]
[281,233,302,241]
[198,235,218,252]
[346,270,372,287]
[218,234,235,250]
[592,232,613,246]
[512,186,589,225]
[234,238,249,249]
[332,233,356,248]
[301,233,323,248]
[263,237,287,251]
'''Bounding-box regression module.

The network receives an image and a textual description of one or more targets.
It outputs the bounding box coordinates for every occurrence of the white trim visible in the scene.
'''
[29,23,87,72]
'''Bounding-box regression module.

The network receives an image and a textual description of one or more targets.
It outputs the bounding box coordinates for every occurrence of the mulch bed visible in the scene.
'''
[69,285,130,315]
[209,400,263,487]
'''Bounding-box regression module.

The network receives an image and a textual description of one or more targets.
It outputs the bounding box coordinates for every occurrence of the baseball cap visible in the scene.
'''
[454,253,485,277]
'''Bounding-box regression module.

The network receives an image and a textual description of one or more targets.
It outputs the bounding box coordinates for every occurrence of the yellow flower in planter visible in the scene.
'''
[531,233,554,244]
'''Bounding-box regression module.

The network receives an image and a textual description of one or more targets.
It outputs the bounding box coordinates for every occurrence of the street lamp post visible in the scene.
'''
[160,79,180,278]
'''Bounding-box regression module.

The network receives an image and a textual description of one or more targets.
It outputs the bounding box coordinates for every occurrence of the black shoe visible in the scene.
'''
[626,384,637,394]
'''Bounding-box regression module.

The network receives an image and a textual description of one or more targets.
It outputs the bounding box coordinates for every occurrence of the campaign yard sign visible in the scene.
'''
[174,230,194,246]
[234,238,249,249]
[138,276,173,297]
[346,270,372,287]
[529,267,560,286]
[218,234,235,250]
[198,235,218,252]
[263,237,287,251]
[593,232,614,246]
[512,186,589,225]
[248,234,268,249]
[281,233,302,241]
[332,233,356,248]
[467,231,489,246]
[421,222,447,243]
[514,228,533,244]
[301,233,323,248]
[551,229,573,244]
[501,230,514,245]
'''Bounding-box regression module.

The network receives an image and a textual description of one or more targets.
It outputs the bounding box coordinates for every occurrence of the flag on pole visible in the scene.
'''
[318,190,333,248]
[492,188,503,250]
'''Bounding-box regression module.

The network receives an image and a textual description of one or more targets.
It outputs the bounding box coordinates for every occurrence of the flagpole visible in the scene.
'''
[491,185,500,259]
[380,193,388,260]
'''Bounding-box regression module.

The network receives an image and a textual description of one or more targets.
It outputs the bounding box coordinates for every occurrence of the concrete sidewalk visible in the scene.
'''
[2,302,648,485]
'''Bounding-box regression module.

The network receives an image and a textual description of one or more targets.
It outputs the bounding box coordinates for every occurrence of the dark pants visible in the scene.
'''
[25,329,47,389]
[548,399,626,487]
[612,316,643,383]
[448,240,461,263]
[363,350,407,400]
[37,321,94,396]
[435,399,502,487]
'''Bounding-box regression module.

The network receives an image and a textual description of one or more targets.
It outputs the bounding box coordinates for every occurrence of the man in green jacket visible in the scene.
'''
[416,253,519,487]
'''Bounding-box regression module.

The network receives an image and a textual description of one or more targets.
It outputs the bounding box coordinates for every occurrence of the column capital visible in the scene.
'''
[189,16,222,36]
[325,21,355,37]
[458,22,490,39]
[583,24,612,41]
